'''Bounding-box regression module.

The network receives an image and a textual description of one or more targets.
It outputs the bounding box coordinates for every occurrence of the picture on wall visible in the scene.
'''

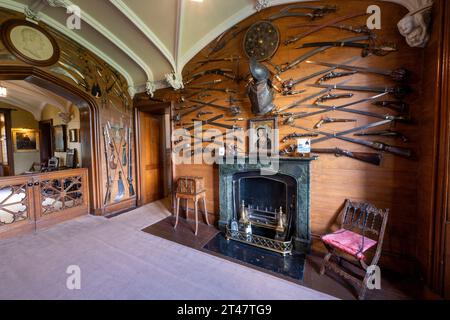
[248,117,278,156]
[69,129,80,143]
[12,129,40,152]
[53,125,67,152]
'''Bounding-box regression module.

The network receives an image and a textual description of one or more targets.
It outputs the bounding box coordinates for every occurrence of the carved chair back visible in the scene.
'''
[340,199,389,240]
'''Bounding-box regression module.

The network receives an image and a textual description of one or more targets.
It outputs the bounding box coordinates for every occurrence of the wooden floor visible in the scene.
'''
[144,205,425,300]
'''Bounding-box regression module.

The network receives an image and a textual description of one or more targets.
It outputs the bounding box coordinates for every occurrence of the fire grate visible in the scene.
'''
[226,226,293,256]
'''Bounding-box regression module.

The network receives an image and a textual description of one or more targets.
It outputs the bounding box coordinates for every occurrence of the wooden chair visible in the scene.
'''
[320,199,389,300]
[174,177,210,236]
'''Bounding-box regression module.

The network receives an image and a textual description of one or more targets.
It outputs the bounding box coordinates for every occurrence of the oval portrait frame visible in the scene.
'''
[1,19,60,67]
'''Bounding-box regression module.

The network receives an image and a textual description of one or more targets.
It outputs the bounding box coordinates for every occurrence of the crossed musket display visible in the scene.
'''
[306,60,409,82]
[282,92,411,125]
[290,120,413,158]
[309,83,411,99]
[281,57,360,95]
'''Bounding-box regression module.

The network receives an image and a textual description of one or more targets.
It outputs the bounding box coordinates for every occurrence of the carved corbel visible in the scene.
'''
[255,0,271,11]
[127,86,137,99]
[394,0,433,48]
[145,81,156,97]
[165,72,184,91]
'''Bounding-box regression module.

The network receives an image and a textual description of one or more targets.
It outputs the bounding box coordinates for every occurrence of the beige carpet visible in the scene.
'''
[0,201,336,300]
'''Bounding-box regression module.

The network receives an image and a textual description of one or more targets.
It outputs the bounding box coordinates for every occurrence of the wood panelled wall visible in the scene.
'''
[154,1,429,274]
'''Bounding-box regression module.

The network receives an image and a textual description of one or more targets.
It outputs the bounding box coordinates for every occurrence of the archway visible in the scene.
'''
[0,65,102,213]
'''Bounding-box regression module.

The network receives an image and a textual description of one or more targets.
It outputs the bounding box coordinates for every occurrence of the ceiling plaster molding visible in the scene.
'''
[60,0,155,82]
[174,0,185,73]
[0,0,136,90]
[109,0,177,71]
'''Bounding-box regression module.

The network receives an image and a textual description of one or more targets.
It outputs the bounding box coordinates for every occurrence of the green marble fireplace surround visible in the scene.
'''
[218,157,316,253]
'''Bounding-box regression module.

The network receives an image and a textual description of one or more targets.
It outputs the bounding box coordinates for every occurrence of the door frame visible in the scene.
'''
[39,119,54,165]
[134,101,174,208]
[0,108,14,175]
[0,65,102,213]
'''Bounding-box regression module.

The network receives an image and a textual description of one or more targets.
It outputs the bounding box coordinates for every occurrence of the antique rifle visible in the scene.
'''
[373,100,409,114]
[105,123,117,170]
[196,55,241,65]
[275,88,331,113]
[314,117,357,129]
[312,148,382,166]
[281,133,319,143]
[186,114,242,131]
[314,92,354,104]
[284,12,368,45]
[184,69,238,85]
[279,144,382,165]
[317,71,358,83]
[354,130,409,142]
[307,60,409,82]
[281,57,360,94]
[173,99,219,122]
[283,92,389,124]
[127,127,135,197]
[197,111,214,118]
[188,98,241,116]
[297,41,398,57]
[309,83,411,99]
[277,35,371,73]
[102,126,112,205]
[292,120,412,158]
[290,23,371,34]
[268,4,337,21]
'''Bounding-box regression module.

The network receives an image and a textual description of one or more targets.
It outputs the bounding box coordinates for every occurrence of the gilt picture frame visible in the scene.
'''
[1,19,60,67]
[12,129,40,153]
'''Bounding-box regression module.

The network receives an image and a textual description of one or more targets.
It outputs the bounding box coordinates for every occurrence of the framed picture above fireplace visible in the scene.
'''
[248,117,278,156]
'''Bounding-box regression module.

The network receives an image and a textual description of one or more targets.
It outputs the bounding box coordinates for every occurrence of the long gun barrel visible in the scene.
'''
[312,148,382,166]
[127,127,135,196]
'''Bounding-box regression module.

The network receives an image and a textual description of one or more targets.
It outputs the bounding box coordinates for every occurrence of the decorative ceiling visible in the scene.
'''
[0,0,432,96]
[0,80,73,120]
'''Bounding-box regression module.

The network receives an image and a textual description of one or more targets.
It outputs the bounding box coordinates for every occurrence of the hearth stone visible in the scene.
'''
[218,157,315,253]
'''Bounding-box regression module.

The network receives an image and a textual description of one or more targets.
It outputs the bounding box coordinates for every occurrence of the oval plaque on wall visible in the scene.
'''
[1,19,60,67]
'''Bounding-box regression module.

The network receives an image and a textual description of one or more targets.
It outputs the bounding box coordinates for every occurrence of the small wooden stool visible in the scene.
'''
[174,176,210,236]
[174,190,210,236]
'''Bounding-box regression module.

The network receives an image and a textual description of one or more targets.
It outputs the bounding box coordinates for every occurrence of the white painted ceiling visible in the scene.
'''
[0,80,72,120]
[0,0,418,94]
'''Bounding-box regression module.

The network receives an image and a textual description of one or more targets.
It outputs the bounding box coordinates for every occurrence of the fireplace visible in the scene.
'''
[218,157,315,254]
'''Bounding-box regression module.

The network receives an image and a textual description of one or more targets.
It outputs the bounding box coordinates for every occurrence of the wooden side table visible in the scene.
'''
[174,190,210,236]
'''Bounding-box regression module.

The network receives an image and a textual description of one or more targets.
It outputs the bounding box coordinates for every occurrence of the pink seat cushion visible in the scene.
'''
[322,229,377,260]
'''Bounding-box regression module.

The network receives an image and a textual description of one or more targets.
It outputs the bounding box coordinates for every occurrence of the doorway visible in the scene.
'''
[39,119,53,165]
[137,103,172,206]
